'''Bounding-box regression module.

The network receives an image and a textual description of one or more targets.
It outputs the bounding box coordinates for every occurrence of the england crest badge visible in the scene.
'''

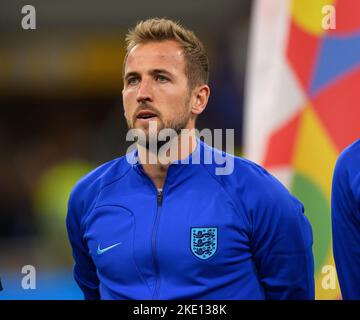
[191,227,218,260]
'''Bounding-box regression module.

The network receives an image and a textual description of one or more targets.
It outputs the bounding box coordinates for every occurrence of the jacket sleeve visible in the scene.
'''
[250,177,315,300]
[331,151,360,299]
[66,188,100,300]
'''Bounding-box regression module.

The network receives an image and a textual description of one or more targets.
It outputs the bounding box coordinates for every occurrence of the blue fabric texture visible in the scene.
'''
[66,139,314,300]
[332,139,360,300]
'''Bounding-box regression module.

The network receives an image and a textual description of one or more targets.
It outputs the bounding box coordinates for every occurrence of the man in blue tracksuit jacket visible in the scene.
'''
[332,139,360,299]
[66,18,314,300]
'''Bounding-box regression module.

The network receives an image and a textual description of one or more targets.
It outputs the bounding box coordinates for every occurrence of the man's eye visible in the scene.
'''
[155,75,169,82]
[127,77,139,85]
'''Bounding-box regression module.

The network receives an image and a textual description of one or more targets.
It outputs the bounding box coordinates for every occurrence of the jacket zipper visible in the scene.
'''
[151,188,163,299]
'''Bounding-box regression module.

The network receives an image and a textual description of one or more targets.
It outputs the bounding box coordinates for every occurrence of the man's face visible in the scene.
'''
[122,40,193,141]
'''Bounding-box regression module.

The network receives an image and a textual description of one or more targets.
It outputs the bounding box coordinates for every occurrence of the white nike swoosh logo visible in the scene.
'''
[97,242,122,255]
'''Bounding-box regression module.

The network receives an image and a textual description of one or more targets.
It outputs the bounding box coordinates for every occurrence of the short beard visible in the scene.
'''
[134,113,191,153]
[127,96,192,153]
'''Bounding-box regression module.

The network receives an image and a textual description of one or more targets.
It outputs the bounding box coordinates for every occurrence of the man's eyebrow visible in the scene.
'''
[124,69,173,81]
[124,71,140,80]
[150,69,173,76]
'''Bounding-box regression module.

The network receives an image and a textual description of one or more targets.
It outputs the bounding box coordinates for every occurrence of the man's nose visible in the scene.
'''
[136,78,153,103]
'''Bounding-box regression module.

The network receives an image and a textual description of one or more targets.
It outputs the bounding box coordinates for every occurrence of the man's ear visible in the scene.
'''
[191,85,210,115]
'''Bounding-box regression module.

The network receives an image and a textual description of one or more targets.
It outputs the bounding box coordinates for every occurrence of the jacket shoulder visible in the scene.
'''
[336,139,360,172]
[228,155,295,203]
[67,155,131,221]
[201,142,302,222]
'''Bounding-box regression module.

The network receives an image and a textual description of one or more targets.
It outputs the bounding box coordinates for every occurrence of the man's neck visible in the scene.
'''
[137,131,197,189]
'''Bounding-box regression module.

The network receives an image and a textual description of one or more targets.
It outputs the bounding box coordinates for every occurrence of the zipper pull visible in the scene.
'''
[157,189,163,205]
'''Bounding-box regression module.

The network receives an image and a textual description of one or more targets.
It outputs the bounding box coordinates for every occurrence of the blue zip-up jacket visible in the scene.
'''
[332,139,360,299]
[66,140,314,300]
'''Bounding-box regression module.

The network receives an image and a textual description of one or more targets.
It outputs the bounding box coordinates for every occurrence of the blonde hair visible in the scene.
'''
[124,18,209,89]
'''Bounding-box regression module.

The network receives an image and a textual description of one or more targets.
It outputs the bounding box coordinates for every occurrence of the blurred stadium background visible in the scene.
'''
[0,0,249,299]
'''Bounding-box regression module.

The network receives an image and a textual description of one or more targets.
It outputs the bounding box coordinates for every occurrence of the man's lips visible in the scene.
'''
[136,110,158,120]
